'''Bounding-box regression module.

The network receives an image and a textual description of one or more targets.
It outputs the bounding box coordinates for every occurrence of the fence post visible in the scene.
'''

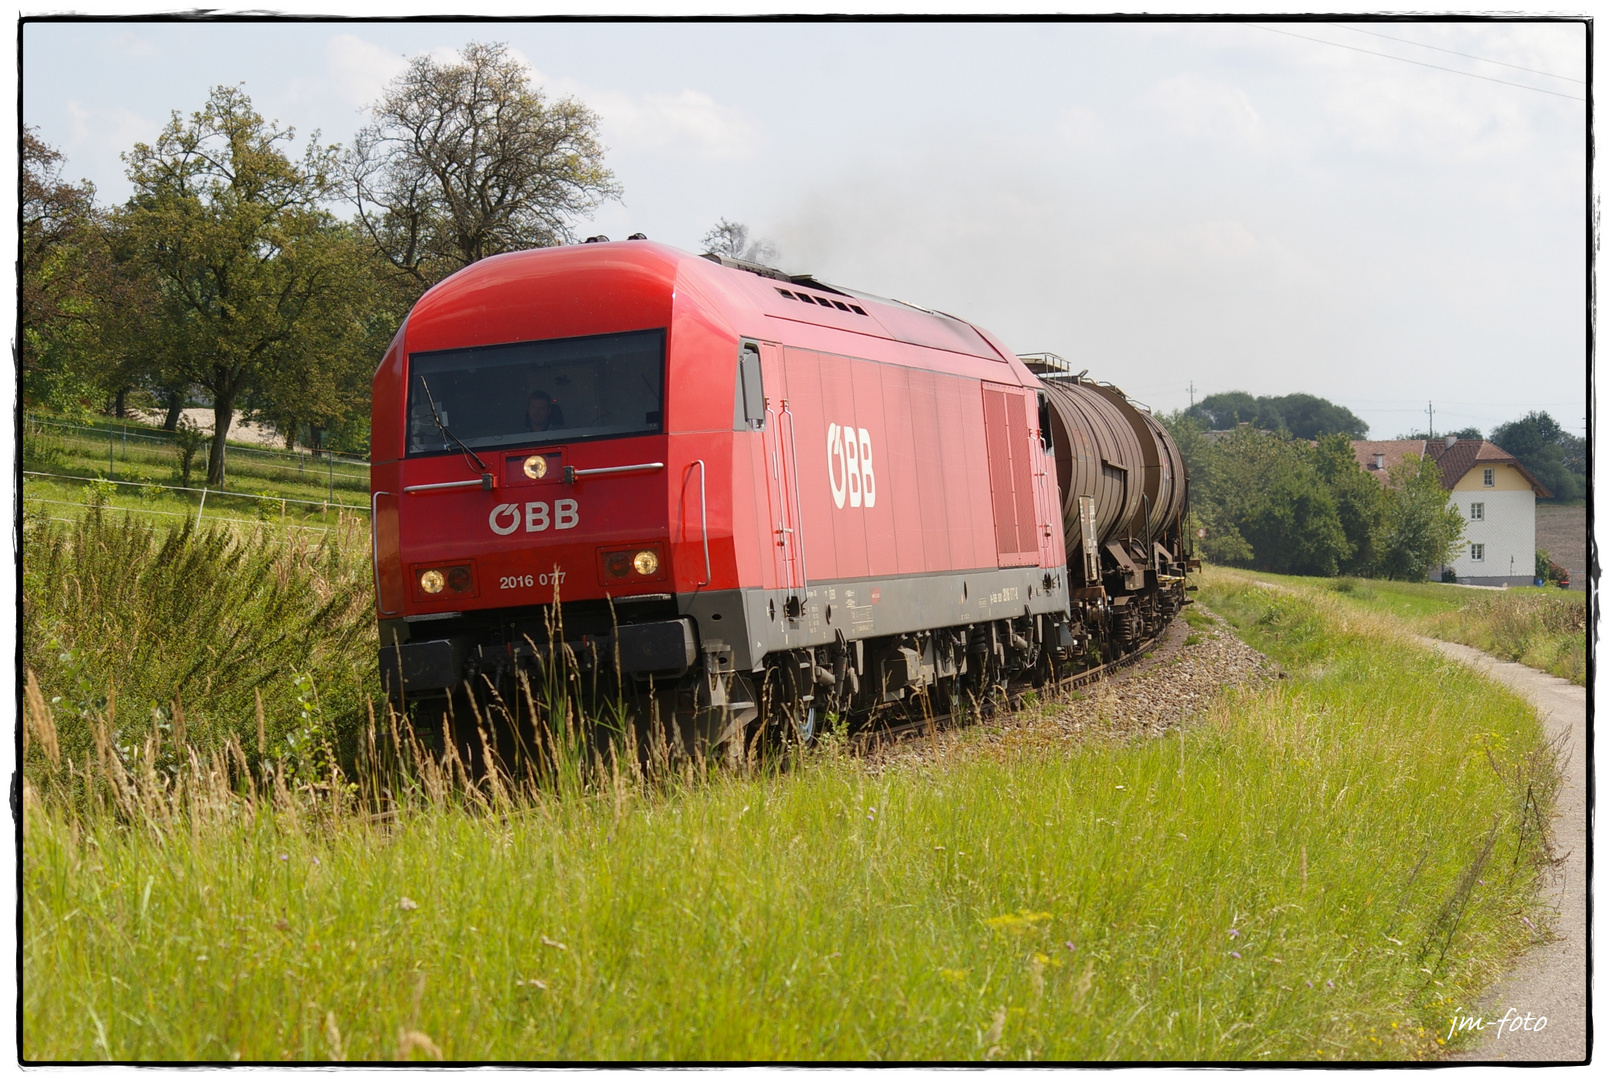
[196,486,208,529]
[329,455,335,504]
[109,430,115,479]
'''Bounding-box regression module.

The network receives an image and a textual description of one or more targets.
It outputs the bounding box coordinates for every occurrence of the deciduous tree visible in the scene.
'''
[347,41,620,294]
[1311,433,1388,575]
[701,218,779,264]
[1187,391,1368,439]
[20,128,141,415]
[1490,412,1581,502]
[1375,454,1465,580]
[1180,424,1350,575]
[120,85,370,486]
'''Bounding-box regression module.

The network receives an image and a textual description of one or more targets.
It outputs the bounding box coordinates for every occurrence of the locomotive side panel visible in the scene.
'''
[907,366,952,571]
[881,363,933,572]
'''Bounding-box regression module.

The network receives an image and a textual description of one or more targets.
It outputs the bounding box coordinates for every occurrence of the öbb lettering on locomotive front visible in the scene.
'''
[488,499,579,536]
[827,423,876,509]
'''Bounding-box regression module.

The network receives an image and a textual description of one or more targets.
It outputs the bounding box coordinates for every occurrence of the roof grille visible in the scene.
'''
[775,287,867,316]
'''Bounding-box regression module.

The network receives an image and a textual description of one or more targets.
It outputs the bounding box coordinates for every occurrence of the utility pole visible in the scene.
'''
[1426,401,1435,440]
[1188,382,1196,410]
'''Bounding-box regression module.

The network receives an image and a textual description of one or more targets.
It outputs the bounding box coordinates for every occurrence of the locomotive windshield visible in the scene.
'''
[405,329,665,455]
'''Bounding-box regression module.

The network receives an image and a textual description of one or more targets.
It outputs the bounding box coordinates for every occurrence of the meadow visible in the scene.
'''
[21,413,369,535]
[21,510,1559,1061]
[1251,573,1587,686]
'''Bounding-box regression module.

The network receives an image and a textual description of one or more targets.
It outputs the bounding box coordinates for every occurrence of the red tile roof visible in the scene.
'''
[1350,438,1551,497]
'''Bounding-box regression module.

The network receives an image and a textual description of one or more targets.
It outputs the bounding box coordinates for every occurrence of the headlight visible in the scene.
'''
[447,566,473,592]
[523,454,547,479]
[632,549,659,576]
[419,569,446,594]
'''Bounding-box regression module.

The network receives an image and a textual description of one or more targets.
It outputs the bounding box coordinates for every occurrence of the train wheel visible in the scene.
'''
[761,663,818,748]
[786,701,819,746]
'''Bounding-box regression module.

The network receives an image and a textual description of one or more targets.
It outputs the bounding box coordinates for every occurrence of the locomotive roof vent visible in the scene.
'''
[701,251,794,282]
[774,286,867,316]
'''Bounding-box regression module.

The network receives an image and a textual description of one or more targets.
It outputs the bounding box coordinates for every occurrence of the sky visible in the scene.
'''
[19,14,1590,441]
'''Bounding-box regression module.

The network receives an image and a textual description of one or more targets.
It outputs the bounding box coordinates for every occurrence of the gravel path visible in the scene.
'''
[1432,638,1589,1063]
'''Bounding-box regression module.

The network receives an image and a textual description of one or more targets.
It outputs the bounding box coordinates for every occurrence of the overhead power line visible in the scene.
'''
[1332,23,1586,84]
[1251,23,1587,102]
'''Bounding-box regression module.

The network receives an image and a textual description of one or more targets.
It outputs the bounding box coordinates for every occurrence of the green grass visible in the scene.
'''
[22,475,363,535]
[1236,572,1586,686]
[23,566,1556,1061]
[22,415,369,529]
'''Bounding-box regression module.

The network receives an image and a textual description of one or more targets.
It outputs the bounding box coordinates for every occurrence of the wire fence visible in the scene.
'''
[23,497,353,537]
[23,413,370,499]
[22,470,371,515]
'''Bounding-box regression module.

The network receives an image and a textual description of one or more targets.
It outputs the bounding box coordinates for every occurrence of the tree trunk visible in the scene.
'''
[207,398,233,487]
[310,424,324,457]
[163,388,185,431]
[114,387,128,419]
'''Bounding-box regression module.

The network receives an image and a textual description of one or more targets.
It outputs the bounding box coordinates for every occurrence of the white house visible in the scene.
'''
[1351,436,1551,587]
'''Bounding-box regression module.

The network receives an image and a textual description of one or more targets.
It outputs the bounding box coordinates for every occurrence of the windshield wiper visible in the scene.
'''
[418,377,493,489]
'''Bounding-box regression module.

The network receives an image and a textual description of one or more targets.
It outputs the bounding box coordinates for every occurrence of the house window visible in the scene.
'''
[1470,543,1485,562]
[1470,502,1484,521]
[1483,468,1494,486]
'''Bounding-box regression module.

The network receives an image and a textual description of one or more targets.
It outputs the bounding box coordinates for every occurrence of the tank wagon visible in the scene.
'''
[371,240,1192,744]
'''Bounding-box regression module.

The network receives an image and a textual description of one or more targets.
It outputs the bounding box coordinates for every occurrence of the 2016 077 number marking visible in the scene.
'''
[499,571,565,590]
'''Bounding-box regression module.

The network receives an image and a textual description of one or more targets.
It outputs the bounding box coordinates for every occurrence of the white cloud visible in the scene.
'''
[1141,73,1264,146]
[1322,71,1544,164]
[588,87,763,161]
[324,34,410,110]
[112,29,159,60]
[64,98,159,162]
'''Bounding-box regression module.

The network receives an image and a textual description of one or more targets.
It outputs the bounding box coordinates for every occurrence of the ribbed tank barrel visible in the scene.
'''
[1037,377,1145,583]
[1080,382,1185,542]
[1136,408,1187,535]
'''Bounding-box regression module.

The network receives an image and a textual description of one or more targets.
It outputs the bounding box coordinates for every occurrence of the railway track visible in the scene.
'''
[848,629,1168,755]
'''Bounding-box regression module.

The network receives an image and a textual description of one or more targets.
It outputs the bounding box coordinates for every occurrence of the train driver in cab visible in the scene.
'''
[525,389,565,432]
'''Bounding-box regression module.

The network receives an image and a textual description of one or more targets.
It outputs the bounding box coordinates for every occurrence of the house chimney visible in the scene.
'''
[1372,453,1385,470]
[1445,434,1457,448]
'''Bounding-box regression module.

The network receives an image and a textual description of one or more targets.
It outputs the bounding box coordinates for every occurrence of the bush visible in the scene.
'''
[172,418,207,487]
[85,477,116,506]
[22,508,377,783]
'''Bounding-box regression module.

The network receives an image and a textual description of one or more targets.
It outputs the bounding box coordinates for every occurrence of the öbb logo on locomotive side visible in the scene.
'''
[827,423,876,509]
[489,499,579,536]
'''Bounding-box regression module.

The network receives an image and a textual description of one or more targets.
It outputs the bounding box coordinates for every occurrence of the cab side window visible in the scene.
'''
[734,342,766,430]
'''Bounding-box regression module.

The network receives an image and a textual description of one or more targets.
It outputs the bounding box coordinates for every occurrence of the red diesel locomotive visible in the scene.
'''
[372,239,1189,744]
